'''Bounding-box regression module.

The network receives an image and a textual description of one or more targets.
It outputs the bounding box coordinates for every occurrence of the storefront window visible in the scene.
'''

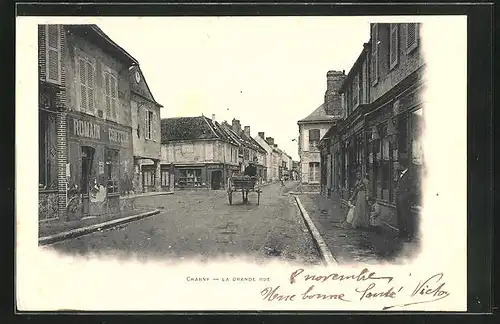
[105,148,119,194]
[178,169,202,188]
[381,125,391,201]
[142,167,155,191]
[161,170,170,187]
[39,110,57,190]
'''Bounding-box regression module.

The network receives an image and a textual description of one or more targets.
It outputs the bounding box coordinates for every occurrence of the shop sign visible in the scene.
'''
[68,116,130,148]
[207,164,222,169]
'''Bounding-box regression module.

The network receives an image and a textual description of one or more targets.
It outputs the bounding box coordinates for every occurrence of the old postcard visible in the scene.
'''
[16,15,467,311]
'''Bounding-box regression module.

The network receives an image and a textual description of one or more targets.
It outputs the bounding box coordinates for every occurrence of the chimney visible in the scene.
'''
[324,70,347,117]
[258,132,265,139]
[244,126,250,137]
[266,137,274,146]
[232,119,241,133]
[212,114,216,121]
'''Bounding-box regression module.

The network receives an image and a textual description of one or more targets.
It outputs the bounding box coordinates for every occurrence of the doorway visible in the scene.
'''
[211,170,222,190]
[81,146,95,215]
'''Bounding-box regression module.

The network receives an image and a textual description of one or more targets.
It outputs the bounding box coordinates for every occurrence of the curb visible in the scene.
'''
[39,209,161,246]
[120,192,174,199]
[293,196,338,267]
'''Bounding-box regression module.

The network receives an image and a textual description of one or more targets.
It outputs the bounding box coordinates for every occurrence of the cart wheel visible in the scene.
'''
[228,191,232,205]
[257,191,260,205]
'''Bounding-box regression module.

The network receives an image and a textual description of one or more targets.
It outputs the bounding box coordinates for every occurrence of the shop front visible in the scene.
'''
[66,113,133,220]
[365,82,425,226]
[207,163,224,190]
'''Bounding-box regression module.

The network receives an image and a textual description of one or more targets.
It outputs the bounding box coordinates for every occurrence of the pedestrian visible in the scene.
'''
[280,177,285,186]
[395,160,419,242]
[349,170,371,229]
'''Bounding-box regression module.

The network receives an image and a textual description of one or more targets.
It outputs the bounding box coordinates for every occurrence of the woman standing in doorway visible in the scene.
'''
[349,171,371,228]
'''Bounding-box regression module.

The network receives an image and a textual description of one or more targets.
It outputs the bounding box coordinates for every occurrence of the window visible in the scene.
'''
[352,75,358,107]
[105,148,119,194]
[77,56,95,115]
[309,129,320,150]
[390,24,399,70]
[103,70,117,120]
[145,110,153,140]
[45,25,62,84]
[371,24,379,85]
[39,110,57,190]
[161,170,170,187]
[244,147,249,160]
[406,23,419,53]
[359,66,364,104]
[178,169,202,188]
[142,168,155,190]
[308,162,320,183]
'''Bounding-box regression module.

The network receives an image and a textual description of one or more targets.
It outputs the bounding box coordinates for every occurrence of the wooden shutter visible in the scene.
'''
[371,24,379,85]
[104,73,111,118]
[406,23,418,50]
[152,111,157,141]
[390,24,399,69]
[86,61,95,114]
[79,58,87,112]
[110,75,117,120]
[144,109,148,139]
[46,25,61,84]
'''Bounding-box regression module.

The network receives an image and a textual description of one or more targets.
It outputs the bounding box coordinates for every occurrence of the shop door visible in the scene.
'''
[211,170,222,190]
[81,146,95,215]
[142,166,155,192]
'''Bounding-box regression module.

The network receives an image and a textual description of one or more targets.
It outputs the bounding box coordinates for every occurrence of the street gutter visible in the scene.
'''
[39,209,161,246]
[293,196,338,267]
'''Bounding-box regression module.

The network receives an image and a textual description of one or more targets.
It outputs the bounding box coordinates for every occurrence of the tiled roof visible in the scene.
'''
[161,116,230,143]
[220,122,266,153]
[298,103,336,123]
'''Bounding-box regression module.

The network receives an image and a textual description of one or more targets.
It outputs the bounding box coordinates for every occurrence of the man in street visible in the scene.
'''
[395,160,420,242]
[244,158,257,177]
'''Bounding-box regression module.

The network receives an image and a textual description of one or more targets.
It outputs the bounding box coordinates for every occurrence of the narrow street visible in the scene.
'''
[48,181,322,265]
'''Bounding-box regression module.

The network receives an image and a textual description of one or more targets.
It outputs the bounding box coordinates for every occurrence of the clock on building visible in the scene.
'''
[135,70,141,83]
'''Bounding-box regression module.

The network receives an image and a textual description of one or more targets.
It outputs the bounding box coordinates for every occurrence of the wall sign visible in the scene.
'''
[68,115,131,148]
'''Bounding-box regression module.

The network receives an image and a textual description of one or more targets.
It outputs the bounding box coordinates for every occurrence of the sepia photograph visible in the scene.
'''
[16,13,468,312]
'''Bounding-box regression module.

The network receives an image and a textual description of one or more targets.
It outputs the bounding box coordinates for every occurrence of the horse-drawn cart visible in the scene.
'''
[227,175,261,205]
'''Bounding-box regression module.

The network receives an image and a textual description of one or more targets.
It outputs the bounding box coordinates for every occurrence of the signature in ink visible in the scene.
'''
[383,273,450,310]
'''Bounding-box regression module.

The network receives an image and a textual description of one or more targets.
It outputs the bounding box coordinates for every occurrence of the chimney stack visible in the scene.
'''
[324,70,347,117]
[258,132,265,139]
[212,114,216,121]
[266,137,274,146]
[243,126,250,137]
[232,119,241,133]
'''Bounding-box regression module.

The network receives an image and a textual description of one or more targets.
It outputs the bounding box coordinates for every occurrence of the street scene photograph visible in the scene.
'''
[36,17,425,266]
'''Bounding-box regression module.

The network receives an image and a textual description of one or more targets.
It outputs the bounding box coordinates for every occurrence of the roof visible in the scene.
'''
[298,103,337,124]
[220,122,267,154]
[161,116,232,143]
[68,25,139,66]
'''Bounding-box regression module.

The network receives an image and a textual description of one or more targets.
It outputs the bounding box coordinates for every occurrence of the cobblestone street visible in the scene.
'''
[48,181,322,265]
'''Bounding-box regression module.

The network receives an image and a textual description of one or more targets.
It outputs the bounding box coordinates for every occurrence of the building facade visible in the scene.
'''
[254,132,275,183]
[220,119,267,181]
[319,23,425,229]
[38,24,160,222]
[297,70,346,192]
[160,116,239,190]
[128,66,165,193]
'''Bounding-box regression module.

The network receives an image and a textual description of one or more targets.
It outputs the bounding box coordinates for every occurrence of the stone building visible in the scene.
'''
[128,66,165,193]
[220,119,267,181]
[254,132,275,182]
[160,115,240,190]
[319,23,425,229]
[297,70,346,192]
[38,24,162,222]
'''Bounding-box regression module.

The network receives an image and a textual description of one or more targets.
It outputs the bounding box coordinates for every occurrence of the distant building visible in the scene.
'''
[297,70,346,192]
[254,132,275,182]
[160,115,239,190]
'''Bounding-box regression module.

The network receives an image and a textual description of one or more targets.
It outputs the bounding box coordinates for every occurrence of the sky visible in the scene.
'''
[97,17,371,161]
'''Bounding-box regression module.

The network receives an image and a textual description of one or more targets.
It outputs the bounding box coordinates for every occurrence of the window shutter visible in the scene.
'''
[371,24,379,85]
[110,76,117,120]
[144,109,148,139]
[104,73,110,118]
[152,111,157,141]
[390,24,399,68]
[46,25,61,84]
[79,58,87,112]
[407,23,417,49]
[86,61,94,114]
